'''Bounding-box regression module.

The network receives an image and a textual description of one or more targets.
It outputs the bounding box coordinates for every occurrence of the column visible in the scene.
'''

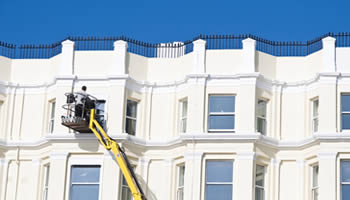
[241,38,256,73]
[318,152,337,200]
[234,152,255,200]
[47,152,68,200]
[184,151,203,200]
[322,36,336,73]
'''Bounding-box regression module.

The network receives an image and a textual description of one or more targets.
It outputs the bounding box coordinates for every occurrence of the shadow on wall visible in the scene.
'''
[76,136,100,152]
[135,173,157,200]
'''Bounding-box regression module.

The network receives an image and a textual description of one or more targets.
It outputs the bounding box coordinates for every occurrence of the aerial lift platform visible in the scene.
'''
[61,92,147,200]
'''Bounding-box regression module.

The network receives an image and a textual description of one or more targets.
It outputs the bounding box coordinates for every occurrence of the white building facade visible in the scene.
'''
[0,34,350,200]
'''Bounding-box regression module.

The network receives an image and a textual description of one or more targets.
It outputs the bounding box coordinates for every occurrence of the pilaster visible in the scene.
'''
[236,75,258,133]
[322,36,336,72]
[112,40,128,75]
[192,39,206,74]
[47,152,68,200]
[318,73,339,133]
[318,152,337,200]
[0,159,9,200]
[59,40,75,76]
[241,38,256,73]
[184,151,203,200]
[234,152,256,200]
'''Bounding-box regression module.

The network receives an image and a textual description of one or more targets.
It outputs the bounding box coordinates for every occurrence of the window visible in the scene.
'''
[208,96,235,131]
[342,95,350,130]
[48,100,56,133]
[205,160,234,200]
[70,165,100,200]
[177,165,185,200]
[255,165,265,200]
[180,100,188,133]
[42,164,50,200]
[126,100,137,135]
[312,99,319,133]
[341,161,350,200]
[121,175,132,200]
[312,165,319,200]
[257,100,267,135]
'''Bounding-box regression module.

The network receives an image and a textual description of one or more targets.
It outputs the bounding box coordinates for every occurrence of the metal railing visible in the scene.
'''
[1,33,350,59]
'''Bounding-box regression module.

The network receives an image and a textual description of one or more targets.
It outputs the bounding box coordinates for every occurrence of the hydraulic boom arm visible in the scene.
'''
[89,109,147,200]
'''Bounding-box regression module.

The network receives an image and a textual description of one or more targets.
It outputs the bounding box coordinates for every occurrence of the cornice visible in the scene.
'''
[2,132,350,151]
[1,72,350,95]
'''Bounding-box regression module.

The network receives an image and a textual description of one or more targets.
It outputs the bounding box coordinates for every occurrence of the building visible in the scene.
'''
[0,33,350,200]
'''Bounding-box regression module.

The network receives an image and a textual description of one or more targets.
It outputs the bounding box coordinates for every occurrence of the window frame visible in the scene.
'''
[66,156,103,200]
[69,165,101,200]
[204,159,234,200]
[176,164,185,200]
[48,100,56,133]
[179,99,188,133]
[256,99,267,135]
[42,164,50,200]
[312,99,319,133]
[125,99,138,135]
[341,94,350,131]
[255,164,265,200]
[120,173,133,200]
[208,95,236,132]
[311,165,319,200]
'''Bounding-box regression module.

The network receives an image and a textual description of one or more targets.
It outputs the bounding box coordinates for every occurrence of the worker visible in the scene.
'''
[75,86,88,118]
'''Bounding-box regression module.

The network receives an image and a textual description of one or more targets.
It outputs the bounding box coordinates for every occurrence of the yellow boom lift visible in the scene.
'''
[61,92,147,200]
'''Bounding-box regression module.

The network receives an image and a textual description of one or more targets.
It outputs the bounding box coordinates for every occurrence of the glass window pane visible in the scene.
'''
[205,184,232,200]
[313,100,319,117]
[255,187,264,200]
[342,161,350,182]
[257,100,266,117]
[313,165,319,187]
[179,166,185,187]
[206,161,233,182]
[50,101,56,118]
[126,118,136,135]
[342,95,350,112]
[127,100,137,118]
[342,184,350,200]
[256,165,264,187]
[121,186,132,200]
[181,119,187,133]
[257,118,266,135]
[71,185,99,200]
[209,115,234,130]
[71,166,100,183]
[209,96,235,113]
[342,114,350,130]
[182,101,188,117]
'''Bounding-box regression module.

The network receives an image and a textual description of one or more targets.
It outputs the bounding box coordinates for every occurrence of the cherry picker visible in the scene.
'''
[61,92,147,200]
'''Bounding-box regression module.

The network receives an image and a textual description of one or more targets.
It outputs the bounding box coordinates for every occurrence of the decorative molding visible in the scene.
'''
[236,152,256,160]
[49,152,69,160]
[318,152,338,160]
[184,151,204,161]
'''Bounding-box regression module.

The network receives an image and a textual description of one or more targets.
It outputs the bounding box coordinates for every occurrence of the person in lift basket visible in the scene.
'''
[75,86,93,118]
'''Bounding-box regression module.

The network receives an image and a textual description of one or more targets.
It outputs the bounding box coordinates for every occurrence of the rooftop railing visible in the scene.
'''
[0,33,349,59]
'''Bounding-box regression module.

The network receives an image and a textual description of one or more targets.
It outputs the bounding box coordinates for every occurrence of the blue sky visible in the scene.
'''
[0,0,348,44]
